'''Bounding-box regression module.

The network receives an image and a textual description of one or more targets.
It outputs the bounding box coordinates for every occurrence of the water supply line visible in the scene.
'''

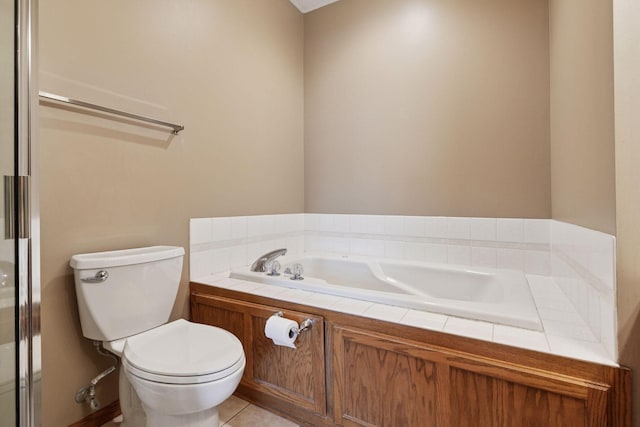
[75,341,119,410]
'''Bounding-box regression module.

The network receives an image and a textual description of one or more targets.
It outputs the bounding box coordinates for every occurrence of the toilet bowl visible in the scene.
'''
[70,246,245,427]
[110,319,245,427]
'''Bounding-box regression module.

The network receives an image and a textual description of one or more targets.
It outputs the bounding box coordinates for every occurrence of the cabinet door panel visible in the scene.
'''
[342,339,438,426]
[333,326,613,427]
[251,315,319,405]
[500,381,586,427]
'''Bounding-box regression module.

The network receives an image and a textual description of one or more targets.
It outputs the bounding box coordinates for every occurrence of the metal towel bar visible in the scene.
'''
[39,91,185,134]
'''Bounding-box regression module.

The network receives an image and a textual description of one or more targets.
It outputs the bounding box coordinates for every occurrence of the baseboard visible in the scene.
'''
[68,400,121,427]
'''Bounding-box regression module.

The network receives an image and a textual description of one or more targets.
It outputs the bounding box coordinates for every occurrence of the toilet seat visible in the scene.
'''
[122,319,245,385]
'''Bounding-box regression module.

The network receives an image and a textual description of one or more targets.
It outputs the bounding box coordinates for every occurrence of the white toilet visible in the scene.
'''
[70,246,245,427]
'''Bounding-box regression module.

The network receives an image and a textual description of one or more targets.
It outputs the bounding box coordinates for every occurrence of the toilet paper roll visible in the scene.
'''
[264,315,299,348]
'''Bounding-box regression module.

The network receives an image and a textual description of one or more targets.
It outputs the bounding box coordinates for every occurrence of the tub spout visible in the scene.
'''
[251,248,287,272]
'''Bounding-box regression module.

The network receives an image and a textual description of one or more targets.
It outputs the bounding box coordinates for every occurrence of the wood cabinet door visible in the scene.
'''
[332,325,616,427]
[191,294,326,416]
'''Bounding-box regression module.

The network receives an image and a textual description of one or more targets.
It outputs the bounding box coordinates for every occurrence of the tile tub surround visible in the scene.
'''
[304,215,552,275]
[189,214,617,362]
[551,221,617,360]
[190,214,305,278]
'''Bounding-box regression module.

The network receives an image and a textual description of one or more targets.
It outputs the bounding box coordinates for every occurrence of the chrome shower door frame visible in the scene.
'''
[16,0,40,425]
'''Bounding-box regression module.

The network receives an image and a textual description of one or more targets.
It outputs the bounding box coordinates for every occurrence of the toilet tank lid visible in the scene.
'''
[70,246,185,270]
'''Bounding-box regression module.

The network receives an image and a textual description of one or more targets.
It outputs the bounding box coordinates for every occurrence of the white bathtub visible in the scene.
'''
[230,254,542,331]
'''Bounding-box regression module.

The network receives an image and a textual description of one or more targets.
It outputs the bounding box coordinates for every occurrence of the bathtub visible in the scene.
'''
[230,253,542,331]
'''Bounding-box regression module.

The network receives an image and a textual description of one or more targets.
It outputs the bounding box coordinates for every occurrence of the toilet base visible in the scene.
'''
[118,358,244,427]
[119,368,221,427]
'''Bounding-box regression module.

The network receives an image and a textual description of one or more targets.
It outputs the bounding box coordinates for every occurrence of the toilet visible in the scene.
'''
[70,246,245,427]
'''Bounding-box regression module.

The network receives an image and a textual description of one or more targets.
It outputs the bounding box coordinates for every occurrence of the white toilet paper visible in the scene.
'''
[264,315,299,348]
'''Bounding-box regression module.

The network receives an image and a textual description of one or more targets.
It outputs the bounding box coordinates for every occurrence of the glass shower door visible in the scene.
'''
[0,0,17,425]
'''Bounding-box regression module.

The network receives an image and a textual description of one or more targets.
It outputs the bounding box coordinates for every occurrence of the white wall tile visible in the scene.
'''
[211,247,230,273]
[304,214,321,232]
[424,217,448,238]
[600,300,617,360]
[274,215,291,233]
[334,215,350,233]
[424,244,447,263]
[469,218,497,241]
[367,240,385,257]
[384,241,405,259]
[318,214,334,232]
[247,242,263,264]
[348,239,378,256]
[332,237,350,254]
[383,216,404,236]
[471,247,497,268]
[190,218,212,245]
[348,215,368,234]
[230,245,247,269]
[404,242,425,261]
[365,215,385,234]
[212,217,232,241]
[292,213,305,232]
[447,245,471,265]
[447,217,470,240]
[231,216,247,239]
[403,216,425,237]
[497,248,524,271]
[287,236,305,257]
[497,219,524,243]
[190,249,213,279]
[247,216,263,237]
[349,239,368,256]
[587,288,601,340]
[524,219,550,244]
[261,215,276,235]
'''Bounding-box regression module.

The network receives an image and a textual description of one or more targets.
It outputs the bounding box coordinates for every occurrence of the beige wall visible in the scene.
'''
[38,1,304,425]
[549,0,616,235]
[304,0,550,218]
[37,0,640,424]
[614,0,640,421]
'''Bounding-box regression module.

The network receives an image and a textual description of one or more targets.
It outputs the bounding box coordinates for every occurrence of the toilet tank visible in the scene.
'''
[70,246,185,341]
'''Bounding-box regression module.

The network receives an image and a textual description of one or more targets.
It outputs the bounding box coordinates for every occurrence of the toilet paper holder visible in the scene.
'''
[274,311,313,334]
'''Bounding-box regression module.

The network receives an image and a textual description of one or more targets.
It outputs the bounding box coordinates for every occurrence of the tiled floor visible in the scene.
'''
[101,395,298,427]
[219,396,298,427]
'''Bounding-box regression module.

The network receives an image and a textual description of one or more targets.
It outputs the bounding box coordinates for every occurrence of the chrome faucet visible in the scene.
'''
[250,248,287,272]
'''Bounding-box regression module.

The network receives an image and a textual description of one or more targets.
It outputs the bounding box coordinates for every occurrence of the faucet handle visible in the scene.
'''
[290,263,304,281]
[266,260,281,276]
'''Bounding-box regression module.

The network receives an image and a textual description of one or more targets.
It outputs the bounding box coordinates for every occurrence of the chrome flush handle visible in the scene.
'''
[81,270,109,283]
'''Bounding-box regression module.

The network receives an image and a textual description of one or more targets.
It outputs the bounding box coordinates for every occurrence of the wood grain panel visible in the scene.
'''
[252,315,315,401]
[450,368,499,426]
[336,328,439,426]
[191,286,632,427]
[500,381,585,427]
[191,303,244,342]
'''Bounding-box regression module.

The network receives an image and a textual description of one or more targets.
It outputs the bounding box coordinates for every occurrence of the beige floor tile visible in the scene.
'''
[223,404,298,427]
[218,395,250,425]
